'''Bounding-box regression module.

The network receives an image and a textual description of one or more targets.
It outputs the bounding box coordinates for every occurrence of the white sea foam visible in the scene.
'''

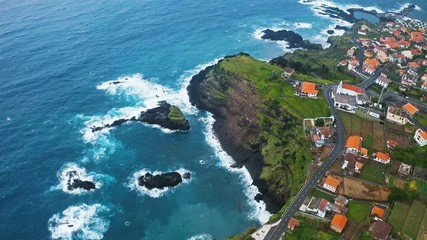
[188,234,214,240]
[127,168,192,198]
[293,22,313,29]
[81,59,221,144]
[6,117,11,121]
[51,163,113,194]
[201,114,271,224]
[48,203,110,240]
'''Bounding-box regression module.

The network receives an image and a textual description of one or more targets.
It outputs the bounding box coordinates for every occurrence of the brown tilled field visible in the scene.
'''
[383,122,413,147]
[339,177,390,201]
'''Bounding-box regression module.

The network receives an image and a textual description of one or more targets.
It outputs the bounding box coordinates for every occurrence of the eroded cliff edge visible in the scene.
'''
[187,53,313,213]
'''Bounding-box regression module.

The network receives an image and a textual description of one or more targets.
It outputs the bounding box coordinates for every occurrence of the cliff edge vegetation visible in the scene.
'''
[188,53,330,207]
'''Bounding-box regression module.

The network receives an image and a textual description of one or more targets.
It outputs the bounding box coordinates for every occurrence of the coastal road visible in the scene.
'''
[264,84,346,240]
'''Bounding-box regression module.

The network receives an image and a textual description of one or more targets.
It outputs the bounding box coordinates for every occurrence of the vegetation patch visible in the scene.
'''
[220,54,330,119]
[284,216,340,240]
[401,201,426,239]
[311,188,335,203]
[392,145,427,168]
[388,202,410,232]
[347,201,371,222]
[359,161,385,185]
[168,105,186,121]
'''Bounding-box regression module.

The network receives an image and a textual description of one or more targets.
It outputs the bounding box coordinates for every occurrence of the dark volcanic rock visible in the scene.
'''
[182,172,191,180]
[187,53,282,213]
[319,5,356,23]
[335,25,350,31]
[138,101,190,131]
[66,171,96,191]
[138,172,184,189]
[261,29,322,50]
[327,30,335,35]
[91,101,190,132]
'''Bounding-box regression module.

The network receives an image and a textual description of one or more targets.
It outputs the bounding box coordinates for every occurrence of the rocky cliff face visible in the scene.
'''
[187,55,281,212]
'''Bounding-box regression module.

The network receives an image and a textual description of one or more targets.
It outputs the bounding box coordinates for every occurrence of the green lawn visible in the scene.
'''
[294,73,334,85]
[402,201,426,239]
[220,54,331,119]
[347,201,371,222]
[388,202,410,232]
[339,111,362,135]
[311,188,335,202]
[362,134,374,154]
[359,161,385,185]
[284,217,340,240]
[415,112,427,129]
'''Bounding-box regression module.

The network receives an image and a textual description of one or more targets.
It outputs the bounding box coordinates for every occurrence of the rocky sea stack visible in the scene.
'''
[91,101,190,132]
[138,171,190,189]
[138,101,190,131]
[66,171,96,191]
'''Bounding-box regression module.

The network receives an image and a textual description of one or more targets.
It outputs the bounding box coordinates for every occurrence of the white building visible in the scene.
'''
[386,107,408,125]
[375,74,392,88]
[414,129,427,146]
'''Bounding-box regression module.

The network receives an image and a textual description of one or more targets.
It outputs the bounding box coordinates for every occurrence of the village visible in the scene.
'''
[271,16,427,240]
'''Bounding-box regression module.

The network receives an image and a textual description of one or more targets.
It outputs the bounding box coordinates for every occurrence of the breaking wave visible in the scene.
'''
[50,163,105,194]
[47,203,111,240]
[201,114,271,223]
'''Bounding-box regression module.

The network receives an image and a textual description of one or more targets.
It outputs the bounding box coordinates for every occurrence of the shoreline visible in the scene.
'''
[187,59,282,214]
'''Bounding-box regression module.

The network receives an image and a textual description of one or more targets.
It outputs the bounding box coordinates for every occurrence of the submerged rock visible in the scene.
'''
[66,171,96,191]
[138,172,185,189]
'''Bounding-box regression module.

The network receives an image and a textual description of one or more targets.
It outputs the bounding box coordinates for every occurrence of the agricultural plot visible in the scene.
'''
[417,210,427,240]
[339,177,390,201]
[401,201,426,239]
[383,122,413,148]
[359,161,385,185]
[418,180,427,201]
[347,201,371,222]
[388,202,410,232]
[339,112,386,152]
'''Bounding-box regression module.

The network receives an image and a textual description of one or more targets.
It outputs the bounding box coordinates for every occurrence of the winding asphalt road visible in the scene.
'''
[264,84,346,240]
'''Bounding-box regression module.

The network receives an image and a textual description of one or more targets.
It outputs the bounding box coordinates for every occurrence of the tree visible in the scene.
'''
[315,118,325,127]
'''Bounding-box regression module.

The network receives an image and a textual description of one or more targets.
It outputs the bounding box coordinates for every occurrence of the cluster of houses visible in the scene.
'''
[346,22,427,94]
[294,191,392,239]
[385,102,427,146]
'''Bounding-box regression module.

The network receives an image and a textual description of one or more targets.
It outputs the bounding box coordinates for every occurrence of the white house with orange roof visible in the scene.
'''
[337,81,365,96]
[373,152,391,164]
[300,81,318,98]
[345,135,362,154]
[421,73,427,82]
[422,82,427,91]
[323,176,341,193]
[414,129,427,146]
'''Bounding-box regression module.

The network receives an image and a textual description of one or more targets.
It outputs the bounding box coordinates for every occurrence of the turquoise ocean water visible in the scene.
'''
[0,0,426,239]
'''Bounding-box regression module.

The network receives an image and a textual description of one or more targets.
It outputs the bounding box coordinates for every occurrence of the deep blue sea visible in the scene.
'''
[1,0,426,239]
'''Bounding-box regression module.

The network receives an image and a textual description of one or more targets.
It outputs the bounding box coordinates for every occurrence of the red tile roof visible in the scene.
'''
[402,103,418,115]
[324,176,341,189]
[331,214,348,230]
[371,206,385,218]
[342,83,365,94]
[301,82,318,95]
[375,152,390,163]
[346,136,361,150]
